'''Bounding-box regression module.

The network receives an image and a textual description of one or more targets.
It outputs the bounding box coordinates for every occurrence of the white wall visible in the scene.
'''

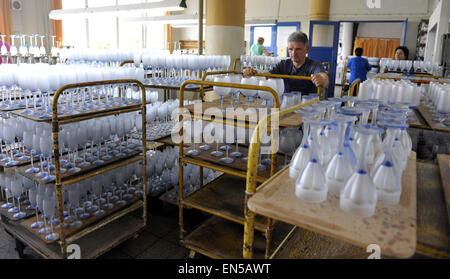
[425,0,450,62]
[356,22,403,39]
[11,0,53,50]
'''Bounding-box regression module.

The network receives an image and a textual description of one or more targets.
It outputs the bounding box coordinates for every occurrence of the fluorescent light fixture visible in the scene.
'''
[245,19,278,26]
[49,0,184,20]
[123,14,204,25]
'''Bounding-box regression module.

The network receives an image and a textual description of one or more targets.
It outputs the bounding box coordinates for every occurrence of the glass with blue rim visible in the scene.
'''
[340,124,384,218]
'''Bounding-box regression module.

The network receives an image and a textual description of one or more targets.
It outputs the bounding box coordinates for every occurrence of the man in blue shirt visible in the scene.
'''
[244,31,329,94]
[346,48,371,84]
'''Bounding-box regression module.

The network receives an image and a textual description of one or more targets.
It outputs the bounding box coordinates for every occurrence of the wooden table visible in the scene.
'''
[248,152,418,258]
[436,154,450,227]
[416,105,450,133]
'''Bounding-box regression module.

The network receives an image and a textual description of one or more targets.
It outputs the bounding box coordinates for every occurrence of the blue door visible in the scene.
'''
[308,21,340,97]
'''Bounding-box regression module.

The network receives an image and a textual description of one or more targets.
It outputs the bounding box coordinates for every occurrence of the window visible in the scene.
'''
[62,0,87,48]
[119,20,143,49]
[61,0,166,50]
[87,0,116,8]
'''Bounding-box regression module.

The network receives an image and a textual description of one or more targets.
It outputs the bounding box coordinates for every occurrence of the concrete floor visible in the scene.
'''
[0,199,207,259]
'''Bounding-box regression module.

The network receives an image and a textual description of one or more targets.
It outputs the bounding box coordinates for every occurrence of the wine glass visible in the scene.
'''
[40,133,55,183]
[295,118,331,203]
[372,120,407,205]
[11,174,26,219]
[340,125,384,218]
[289,108,320,179]
[43,191,59,241]
[209,123,224,157]
[325,115,357,195]
[213,76,231,112]
[37,186,52,235]
[29,184,44,229]
[68,185,83,228]
[279,128,297,166]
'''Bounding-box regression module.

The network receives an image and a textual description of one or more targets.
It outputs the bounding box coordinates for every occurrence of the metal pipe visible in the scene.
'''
[198,0,204,55]
[243,98,319,259]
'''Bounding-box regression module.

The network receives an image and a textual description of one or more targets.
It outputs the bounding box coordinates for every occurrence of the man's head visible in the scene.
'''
[287,32,309,66]
[355,47,363,57]
[395,46,409,60]
[257,37,264,45]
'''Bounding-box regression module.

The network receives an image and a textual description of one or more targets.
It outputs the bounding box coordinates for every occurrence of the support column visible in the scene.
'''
[341,22,353,59]
[206,0,245,66]
[309,0,330,47]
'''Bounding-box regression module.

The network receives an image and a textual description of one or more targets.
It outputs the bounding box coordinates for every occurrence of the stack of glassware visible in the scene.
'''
[240,55,284,72]
[1,161,145,241]
[289,97,412,218]
[423,82,450,126]
[357,78,421,106]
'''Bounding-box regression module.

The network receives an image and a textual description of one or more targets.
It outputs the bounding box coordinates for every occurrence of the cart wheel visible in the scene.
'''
[14,239,26,259]
[188,250,196,259]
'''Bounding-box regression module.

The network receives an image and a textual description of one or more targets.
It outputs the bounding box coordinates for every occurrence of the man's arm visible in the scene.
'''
[263,48,274,57]
[311,61,329,88]
[311,72,329,88]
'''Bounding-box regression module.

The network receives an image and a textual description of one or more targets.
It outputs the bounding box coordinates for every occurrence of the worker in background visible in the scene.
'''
[346,47,371,84]
[250,37,274,56]
[244,31,329,94]
[394,46,409,60]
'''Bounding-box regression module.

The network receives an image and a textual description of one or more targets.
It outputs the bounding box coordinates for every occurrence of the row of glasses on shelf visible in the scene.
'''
[135,54,231,86]
[289,96,412,217]
[1,34,58,56]
[0,111,143,179]
[357,78,422,106]
[0,63,145,118]
[240,55,283,72]
[423,82,450,126]
[379,58,442,75]
[0,160,145,241]
[60,47,137,66]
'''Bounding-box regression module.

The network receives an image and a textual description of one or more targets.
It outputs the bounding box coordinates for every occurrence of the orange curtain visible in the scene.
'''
[353,37,400,59]
[51,0,63,47]
[0,0,13,43]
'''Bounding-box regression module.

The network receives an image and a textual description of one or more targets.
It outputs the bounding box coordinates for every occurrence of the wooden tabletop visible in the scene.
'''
[248,152,417,258]
[416,105,450,133]
[437,154,450,226]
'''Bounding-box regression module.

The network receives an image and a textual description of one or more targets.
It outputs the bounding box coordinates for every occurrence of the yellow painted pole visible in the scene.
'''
[243,98,319,259]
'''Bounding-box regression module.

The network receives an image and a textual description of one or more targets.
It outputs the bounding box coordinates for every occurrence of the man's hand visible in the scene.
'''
[243,67,258,77]
[311,73,329,88]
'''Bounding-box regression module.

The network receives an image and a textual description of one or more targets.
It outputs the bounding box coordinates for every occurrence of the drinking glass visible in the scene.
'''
[325,115,357,195]
[295,118,331,203]
[43,192,59,241]
[340,125,384,217]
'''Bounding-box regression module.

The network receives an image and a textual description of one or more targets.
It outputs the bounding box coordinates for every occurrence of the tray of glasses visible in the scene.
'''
[183,143,288,179]
[0,198,36,222]
[11,98,142,122]
[15,146,141,185]
[0,150,40,168]
[183,96,304,128]
[416,105,450,133]
[20,195,143,244]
